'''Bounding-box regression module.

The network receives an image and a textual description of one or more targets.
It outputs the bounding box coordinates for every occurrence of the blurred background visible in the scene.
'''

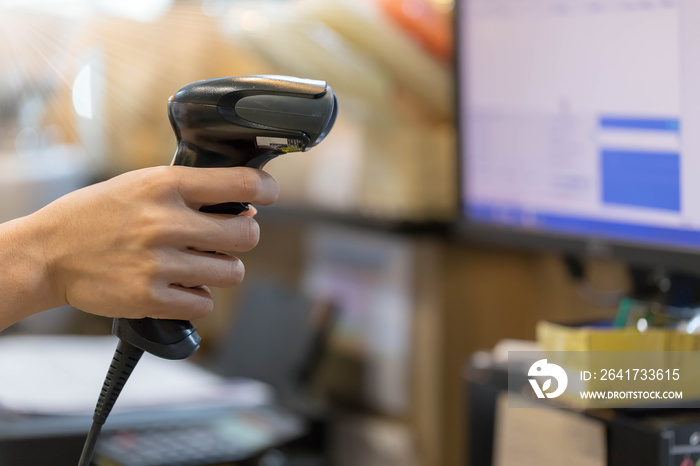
[0,1,644,465]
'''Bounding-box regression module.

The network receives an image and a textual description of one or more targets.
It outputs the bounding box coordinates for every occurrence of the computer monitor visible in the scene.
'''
[457,0,700,271]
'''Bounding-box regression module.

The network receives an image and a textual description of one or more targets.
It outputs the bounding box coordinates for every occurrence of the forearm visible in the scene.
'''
[0,213,64,330]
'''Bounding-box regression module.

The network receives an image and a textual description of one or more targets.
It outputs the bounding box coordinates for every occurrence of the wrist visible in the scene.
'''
[0,211,66,328]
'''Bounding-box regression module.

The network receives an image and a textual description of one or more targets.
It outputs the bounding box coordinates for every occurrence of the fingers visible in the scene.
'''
[174,166,280,208]
[163,249,245,289]
[165,213,260,252]
[151,285,215,320]
[145,251,245,320]
[121,166,272,321]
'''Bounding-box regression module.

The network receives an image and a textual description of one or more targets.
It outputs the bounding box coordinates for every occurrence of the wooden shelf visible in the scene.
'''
[256,204,453,235]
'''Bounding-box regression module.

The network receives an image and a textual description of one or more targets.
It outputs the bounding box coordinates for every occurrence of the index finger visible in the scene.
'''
[174,166,280,208]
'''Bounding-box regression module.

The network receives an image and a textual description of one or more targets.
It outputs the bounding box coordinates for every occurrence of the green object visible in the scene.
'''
[614,298,632,328]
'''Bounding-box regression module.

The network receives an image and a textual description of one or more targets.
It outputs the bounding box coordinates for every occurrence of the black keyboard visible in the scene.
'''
[94,407,304,466]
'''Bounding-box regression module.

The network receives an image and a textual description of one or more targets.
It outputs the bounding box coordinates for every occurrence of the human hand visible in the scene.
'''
[21,166,278,322]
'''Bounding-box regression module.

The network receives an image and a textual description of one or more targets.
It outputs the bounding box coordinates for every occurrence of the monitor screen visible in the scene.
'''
[458,0,700,258]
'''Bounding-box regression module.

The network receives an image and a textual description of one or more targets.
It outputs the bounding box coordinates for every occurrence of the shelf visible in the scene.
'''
[256,205,452,235]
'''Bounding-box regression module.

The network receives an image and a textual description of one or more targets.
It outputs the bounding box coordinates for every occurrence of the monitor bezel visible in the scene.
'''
[453,0,700,274]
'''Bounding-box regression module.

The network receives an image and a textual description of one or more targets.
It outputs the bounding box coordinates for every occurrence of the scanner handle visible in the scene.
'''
[113,146,250,359]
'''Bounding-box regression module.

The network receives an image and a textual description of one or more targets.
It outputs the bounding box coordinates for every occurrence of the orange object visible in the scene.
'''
[376,0,453,63]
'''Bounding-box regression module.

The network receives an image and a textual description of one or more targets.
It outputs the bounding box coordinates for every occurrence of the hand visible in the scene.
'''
[4,166,278,325]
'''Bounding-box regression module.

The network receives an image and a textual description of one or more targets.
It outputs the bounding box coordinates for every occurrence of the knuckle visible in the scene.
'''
[133,278,160,309]
[145,166,180,197]
[148,254,171,283]
[158,165,181,186]
[136,211,176,247]
[138,255,161,281]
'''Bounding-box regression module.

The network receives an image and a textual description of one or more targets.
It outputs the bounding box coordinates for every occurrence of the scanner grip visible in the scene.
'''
[116,145,251,359]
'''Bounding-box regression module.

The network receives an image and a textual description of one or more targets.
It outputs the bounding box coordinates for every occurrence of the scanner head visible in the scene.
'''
[167,75,338,168]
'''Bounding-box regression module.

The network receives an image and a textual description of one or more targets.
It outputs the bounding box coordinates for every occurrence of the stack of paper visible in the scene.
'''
[0,335,271,415]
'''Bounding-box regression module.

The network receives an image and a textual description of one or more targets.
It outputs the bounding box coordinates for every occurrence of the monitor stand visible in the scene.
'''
[629,266,700,308]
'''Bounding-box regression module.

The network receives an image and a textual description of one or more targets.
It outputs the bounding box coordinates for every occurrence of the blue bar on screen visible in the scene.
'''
[536,213,700,248]
[601,150,680,212]
[599,116,680,131]
[466,203,700,250]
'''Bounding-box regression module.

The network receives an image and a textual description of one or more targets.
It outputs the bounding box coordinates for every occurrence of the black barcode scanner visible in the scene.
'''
[78,76,337,465]
[112,75,337,360]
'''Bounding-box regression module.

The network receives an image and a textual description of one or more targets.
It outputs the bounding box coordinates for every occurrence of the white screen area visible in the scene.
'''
[460,0,700,248]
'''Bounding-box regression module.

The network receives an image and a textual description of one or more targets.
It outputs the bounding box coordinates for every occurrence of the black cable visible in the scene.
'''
[78,339,144,466]
[77,422,102,466]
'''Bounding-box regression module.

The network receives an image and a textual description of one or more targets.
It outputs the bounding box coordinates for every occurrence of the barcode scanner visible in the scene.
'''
[78,76,337,466]
[113,76,337,360]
